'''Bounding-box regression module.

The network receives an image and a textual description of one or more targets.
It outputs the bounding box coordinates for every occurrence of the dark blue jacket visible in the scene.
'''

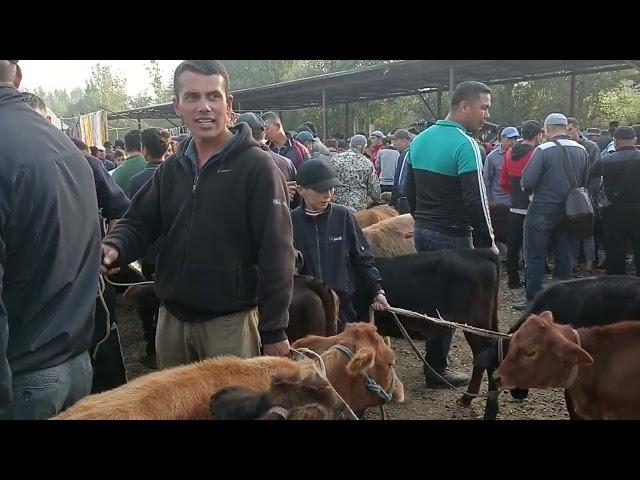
[291,203,382,311]
[84,153,129,223]
[0,86,101,406]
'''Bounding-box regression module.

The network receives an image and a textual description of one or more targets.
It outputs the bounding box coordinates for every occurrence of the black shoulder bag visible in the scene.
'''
[554,140,594,240]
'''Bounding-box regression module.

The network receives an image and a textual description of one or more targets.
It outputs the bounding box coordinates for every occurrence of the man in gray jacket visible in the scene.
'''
[483,126,519,205]
[515,113,589,310]
[0,60,101,419]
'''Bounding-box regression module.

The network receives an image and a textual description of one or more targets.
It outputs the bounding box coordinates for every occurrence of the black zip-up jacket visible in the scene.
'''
[590,146,640,211]
[0,85,101,406]
[291,203,382,302]
[104,123,295,344]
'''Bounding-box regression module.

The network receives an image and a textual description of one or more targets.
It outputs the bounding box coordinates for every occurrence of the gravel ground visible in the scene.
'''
[116,263,575,420]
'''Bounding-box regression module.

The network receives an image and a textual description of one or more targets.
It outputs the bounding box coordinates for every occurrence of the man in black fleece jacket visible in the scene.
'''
[102,60,295,367]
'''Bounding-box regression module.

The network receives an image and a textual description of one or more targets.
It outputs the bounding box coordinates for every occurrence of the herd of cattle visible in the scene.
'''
[55,202,640,420]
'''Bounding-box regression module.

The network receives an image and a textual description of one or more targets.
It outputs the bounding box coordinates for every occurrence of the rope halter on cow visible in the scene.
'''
[565,329,581,389]
[331,344,398,404]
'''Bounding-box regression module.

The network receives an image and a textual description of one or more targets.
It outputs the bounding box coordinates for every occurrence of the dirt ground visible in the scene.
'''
[115,262,580,420]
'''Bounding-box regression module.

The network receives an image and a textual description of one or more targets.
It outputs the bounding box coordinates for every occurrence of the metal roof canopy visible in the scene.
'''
[107,59,636,120]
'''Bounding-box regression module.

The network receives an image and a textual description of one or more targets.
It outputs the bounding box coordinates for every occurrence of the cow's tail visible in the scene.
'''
[304,278,339,336]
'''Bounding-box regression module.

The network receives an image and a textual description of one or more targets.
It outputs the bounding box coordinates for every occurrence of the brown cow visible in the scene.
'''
[292,322,404,415]
[494,311,640,420]
[354,205,399,229]
[53,323,402,420]
[363,214,416,258]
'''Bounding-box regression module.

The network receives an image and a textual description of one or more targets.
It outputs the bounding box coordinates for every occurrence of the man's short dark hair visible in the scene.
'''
[114,139,125,149]
[141,128,171,159]
[22,92,47,114]
[173,60,230,99]
[89,146,99,156]
[104,141,112,148]
[261,111,280,124]
[450,81,492,109]
[124,129,142,152]
[521,120,542,141]
[567,117,580,129]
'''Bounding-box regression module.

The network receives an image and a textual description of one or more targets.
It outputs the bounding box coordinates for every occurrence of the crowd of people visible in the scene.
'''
[1,58,639,419]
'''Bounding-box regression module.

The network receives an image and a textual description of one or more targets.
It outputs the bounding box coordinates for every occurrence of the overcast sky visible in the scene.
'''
[18,60,183,96]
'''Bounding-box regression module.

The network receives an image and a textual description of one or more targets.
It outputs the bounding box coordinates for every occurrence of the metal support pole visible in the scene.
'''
[322,89,327,141]
[449,68,455,93]
[345,102,350,139]
[569,74,576,117]
[437,90,442,119]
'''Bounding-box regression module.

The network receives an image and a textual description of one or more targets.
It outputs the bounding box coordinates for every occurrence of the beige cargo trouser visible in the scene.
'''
[156,305,261,370]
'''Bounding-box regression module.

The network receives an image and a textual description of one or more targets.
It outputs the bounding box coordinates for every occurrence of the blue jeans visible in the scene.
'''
[523,203,573,302]
[0,351,93,420]
[414,227,473,376]
[571,237,596,264]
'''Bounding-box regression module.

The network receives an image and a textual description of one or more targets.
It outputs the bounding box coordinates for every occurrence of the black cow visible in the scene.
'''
[476,275,640,419]
[353,249,501,418]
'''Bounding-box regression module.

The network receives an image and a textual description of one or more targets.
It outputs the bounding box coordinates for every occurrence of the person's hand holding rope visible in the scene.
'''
[101,244,121,276]
[371,290,390,311]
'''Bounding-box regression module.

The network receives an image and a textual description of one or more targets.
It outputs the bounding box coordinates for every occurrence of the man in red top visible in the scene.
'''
[499,120,543,288]
[369,130,385,176]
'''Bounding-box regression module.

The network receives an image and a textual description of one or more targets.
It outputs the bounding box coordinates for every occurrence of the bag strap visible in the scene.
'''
[553,140,585,189]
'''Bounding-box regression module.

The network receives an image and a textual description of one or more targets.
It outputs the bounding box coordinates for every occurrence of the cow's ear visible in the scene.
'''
[560,341,594,366]
[347,347,375,375]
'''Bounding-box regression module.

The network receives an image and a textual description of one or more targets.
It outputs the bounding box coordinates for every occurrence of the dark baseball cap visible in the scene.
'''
[613,126,636,141]
[521,120,542,139]
[391,129,412,141]
[236,112,265,136]
[295,131,315,143]
[296,159,342,192]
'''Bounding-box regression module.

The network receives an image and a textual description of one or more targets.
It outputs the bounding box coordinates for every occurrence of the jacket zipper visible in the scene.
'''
[172,170,199,299]
[315,223,323,281]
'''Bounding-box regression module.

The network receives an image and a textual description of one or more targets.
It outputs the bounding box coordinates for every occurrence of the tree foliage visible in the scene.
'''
[30,61,640,139]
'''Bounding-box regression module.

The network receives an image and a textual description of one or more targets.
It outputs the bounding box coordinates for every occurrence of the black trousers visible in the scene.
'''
[139,263,160,355]
[603,207,640,276]
[506,212,525,285]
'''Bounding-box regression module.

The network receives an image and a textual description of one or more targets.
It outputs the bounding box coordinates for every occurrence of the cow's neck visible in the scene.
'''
[567,324,640,420]
[320,349,356,406]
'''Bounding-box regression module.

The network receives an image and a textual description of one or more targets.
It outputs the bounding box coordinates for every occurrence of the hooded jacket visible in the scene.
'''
[499,143,535,211]
[104,123,295,344]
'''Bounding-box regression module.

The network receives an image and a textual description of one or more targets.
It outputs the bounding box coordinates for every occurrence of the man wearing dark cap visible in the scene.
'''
[300,122,332,157]
[499,120,542,288]
[517,113,590,310]
[483,126,519,205]
[296,131,331,162]
[291,159,389,330]
[590,126,640,275]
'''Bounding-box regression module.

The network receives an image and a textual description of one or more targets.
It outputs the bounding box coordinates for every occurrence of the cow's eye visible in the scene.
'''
[522,350,537,359]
